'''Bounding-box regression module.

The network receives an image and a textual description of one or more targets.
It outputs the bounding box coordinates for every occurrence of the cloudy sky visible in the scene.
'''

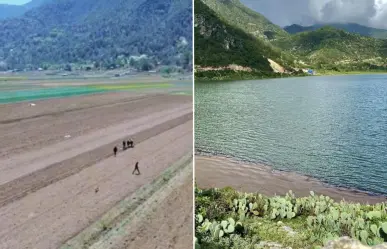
[240,0,387,29]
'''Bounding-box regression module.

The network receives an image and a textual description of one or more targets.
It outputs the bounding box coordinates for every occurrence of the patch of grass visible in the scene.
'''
[0,76,27,81]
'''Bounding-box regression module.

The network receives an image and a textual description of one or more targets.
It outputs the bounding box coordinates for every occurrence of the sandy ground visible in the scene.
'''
[75,158,193,249]
[0,91,193,249]
[114,166,193,249]
[196,156,387,204]
[119,171,193,249]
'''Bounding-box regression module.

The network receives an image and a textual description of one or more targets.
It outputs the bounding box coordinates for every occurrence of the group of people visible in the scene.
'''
[113,138,140,175]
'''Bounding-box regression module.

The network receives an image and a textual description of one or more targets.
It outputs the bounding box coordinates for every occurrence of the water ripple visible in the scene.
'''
[196,75,387,195]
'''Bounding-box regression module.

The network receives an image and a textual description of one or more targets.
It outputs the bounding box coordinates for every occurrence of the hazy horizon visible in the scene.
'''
[0,0,30,5]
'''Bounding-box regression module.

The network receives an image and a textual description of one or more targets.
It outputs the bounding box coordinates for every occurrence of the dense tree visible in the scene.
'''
[0,0,192,71]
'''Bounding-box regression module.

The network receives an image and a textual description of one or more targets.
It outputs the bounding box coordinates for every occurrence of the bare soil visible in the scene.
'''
[196,155,387,204]
[114,165,193,249]
[75,157,194,249]
[0,91,193,249]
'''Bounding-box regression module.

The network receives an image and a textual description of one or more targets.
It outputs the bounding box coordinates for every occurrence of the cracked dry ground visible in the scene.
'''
[0,91,193,249]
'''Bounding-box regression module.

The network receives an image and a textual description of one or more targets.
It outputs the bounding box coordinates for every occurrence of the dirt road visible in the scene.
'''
[0,91,193,249]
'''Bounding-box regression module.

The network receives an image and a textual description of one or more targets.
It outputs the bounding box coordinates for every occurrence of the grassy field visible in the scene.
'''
[0,76,28,81]
[0,73,192,104]
[195,186,387,249]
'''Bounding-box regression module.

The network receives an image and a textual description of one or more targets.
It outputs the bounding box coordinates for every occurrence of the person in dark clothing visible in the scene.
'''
[123,141,126,150]
[113,146,118,156]
[127,140,130,148]
[129,139,134,148]
[132,161,140,175]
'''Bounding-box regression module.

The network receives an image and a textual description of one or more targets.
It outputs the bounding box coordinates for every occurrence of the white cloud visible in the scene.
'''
[241,0,387,29]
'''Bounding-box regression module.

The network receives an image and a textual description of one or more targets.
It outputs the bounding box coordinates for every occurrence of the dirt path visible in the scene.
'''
[63,155,193,249]
[196,155,387,204]
[0,92,193,249]
[0,92,191,157]
[117,168,193,249]
[0,105,191,183]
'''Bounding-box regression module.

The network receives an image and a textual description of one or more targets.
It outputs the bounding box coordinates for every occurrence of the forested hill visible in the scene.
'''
[200,0,288,41]
[273,26,387,70]
[194,0,277,72]
[0,0,192,71]
[195,0,387,78]
[284,23,387,40]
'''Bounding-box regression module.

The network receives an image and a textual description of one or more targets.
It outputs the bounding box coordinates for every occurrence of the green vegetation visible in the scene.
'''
[200,0,288,41]
[195,186,387,249]
[194,0,297,80]
[0,76,27,81]
[195,0,273,71]
[195,69,307,81]
[273,27,387,69]
[284,23,387,40]
[195,0,387,81]
[0,0,192,71]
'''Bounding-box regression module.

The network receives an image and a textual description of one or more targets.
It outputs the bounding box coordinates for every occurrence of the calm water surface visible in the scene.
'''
[195,75,387,195]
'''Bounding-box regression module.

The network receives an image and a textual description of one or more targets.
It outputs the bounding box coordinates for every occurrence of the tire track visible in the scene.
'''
[0,113,192,207]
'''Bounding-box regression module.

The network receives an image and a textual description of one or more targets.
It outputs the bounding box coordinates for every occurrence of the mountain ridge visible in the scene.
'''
[0,0,192,71]
[194,0,387,80]
[200,0,289,41]
[284,23,387,40]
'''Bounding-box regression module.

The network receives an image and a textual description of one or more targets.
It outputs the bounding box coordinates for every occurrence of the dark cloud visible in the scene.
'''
[240,0,387,29]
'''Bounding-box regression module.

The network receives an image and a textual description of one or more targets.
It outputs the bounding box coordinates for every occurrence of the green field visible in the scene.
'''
[0,81,191,104]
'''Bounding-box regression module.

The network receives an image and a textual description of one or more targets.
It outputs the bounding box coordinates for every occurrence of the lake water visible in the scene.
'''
[195,75,387,195]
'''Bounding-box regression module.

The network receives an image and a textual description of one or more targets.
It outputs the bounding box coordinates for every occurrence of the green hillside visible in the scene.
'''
[194,0,301,81]
[201,0,288,41]
[195,0,387,79]
[0,0,192,71]
[285,23,387,40]
[274,27,387,71]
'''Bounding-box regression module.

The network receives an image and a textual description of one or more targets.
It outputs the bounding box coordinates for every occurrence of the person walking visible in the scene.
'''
[113,146,118,156]
[122,141,126,150]
[132,161,140,175]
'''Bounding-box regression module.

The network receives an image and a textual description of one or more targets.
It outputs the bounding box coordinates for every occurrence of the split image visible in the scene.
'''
[194,0,387,248]
[1,0,387,248]
[0,0,193,248]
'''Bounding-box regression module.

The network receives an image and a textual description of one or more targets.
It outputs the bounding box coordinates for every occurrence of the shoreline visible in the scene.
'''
[195,70,387,82]
[195,155,387,204]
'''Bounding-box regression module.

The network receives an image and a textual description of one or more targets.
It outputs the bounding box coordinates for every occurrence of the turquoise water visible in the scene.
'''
[0,81,192,104]
[195,75,387,195]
